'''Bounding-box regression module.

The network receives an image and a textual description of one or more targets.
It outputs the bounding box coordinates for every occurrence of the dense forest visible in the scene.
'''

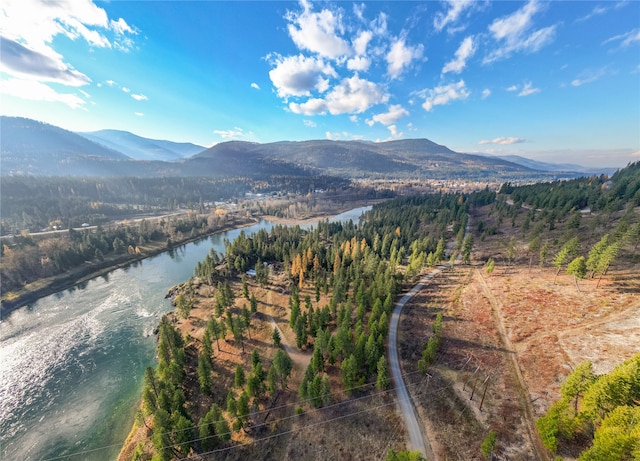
[0,175,350,233]
[128,162,639,460]
[0,212,224,294]
[129,190,493,459]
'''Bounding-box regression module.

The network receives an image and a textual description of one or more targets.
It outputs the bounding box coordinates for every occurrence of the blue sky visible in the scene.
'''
[1,0,639,167]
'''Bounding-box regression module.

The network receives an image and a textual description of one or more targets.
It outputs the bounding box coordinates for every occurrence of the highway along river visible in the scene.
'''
[0,207,370,460]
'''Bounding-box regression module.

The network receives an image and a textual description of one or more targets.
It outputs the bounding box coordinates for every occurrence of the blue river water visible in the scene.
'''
[0,206,369,461]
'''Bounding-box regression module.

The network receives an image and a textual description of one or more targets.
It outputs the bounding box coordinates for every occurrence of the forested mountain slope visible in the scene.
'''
[2,117,588,181]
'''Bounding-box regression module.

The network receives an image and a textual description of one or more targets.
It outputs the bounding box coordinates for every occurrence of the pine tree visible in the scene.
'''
[376,356,389,390]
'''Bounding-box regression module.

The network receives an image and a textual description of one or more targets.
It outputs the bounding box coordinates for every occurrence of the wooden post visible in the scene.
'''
[479,375,491,411]
[464,365,479,392]
[469,369,481,400]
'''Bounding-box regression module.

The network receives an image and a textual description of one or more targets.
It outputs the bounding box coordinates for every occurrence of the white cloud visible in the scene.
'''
[482,88,491,99]
[250,82,260,90]
[110,17,134,35]
[289,74,388,115]
[347,56,371,71]
[286,2,351,59]
[0,0,136,88]
[122,87,131,93]
[303,119,317,127]
[352,30,373,55]
[0,78,86,109]
[442,36,476,74]
[131,93,147,101]
[478,137,526,145]
[386,37,424,79]
[484,0,556,64]
[349,115,359,123]
[268,54,337,98]
[0,36,91,86]
[434,0,475,33]
[570,68,608,87]
[507,85,519,92]
[134,112,144,117]
[576,5,608,22]
[214,127,246,139]
[603,28,640,47]
[518,81,540,96]
[420,80,470,111]
[289,98,328,115]
[387,124,403,138]
[368,104,409,126]
[105,80,116,86]
[325,130,361,141]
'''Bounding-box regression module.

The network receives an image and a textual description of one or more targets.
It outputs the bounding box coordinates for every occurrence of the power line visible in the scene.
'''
[38,369,424,461]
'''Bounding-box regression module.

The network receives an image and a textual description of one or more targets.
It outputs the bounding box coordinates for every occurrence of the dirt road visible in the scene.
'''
[389,267,447,460]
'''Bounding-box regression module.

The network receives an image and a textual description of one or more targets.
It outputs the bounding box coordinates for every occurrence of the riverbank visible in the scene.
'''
[0,199,381,319]
[0,215,257,319]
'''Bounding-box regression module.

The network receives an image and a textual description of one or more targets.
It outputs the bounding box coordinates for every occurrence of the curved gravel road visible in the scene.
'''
[389,266,447,459]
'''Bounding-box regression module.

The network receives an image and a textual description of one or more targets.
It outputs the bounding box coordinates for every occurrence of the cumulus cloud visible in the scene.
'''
[419,80,470,111]
[352,30,373,56]
[387,124,403,138]
[518,81,540,96]
[286,2,351,59]
[303,119,317,127]
[131,93,147,101]
[386,37,424,79]
[268,54,337,98]
[251,82,260,90]
[268,2,424,122]
[0,78,86,109]
[506,85,519,92]
[289,75,388,115]
[347,56,371,71]
[434,0,475,33]
[122,87,130,93]
[214,127,246,139]
[478,136,526,145]
[367,104,409,126]
[442,36,476,74]
[482,88,491,99]
[484,0,556,64]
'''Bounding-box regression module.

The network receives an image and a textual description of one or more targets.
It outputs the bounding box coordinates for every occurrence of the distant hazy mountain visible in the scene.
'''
[475,153,615,175]
[0,117,137,176]
[78,129,206,161]
[2,117,584,181]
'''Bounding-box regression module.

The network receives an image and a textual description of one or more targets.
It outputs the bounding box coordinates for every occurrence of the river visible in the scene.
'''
[0,206,370,461]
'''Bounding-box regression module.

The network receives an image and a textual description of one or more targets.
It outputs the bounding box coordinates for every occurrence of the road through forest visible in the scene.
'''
[389,221,469,459]
[388,266,447,460]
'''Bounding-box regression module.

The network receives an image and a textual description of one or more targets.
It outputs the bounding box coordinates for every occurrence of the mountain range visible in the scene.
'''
[0,116,601,180]
[78,129,205,161]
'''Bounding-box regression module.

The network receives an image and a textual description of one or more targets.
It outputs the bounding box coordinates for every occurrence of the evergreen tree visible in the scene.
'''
[376,356,389,390]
